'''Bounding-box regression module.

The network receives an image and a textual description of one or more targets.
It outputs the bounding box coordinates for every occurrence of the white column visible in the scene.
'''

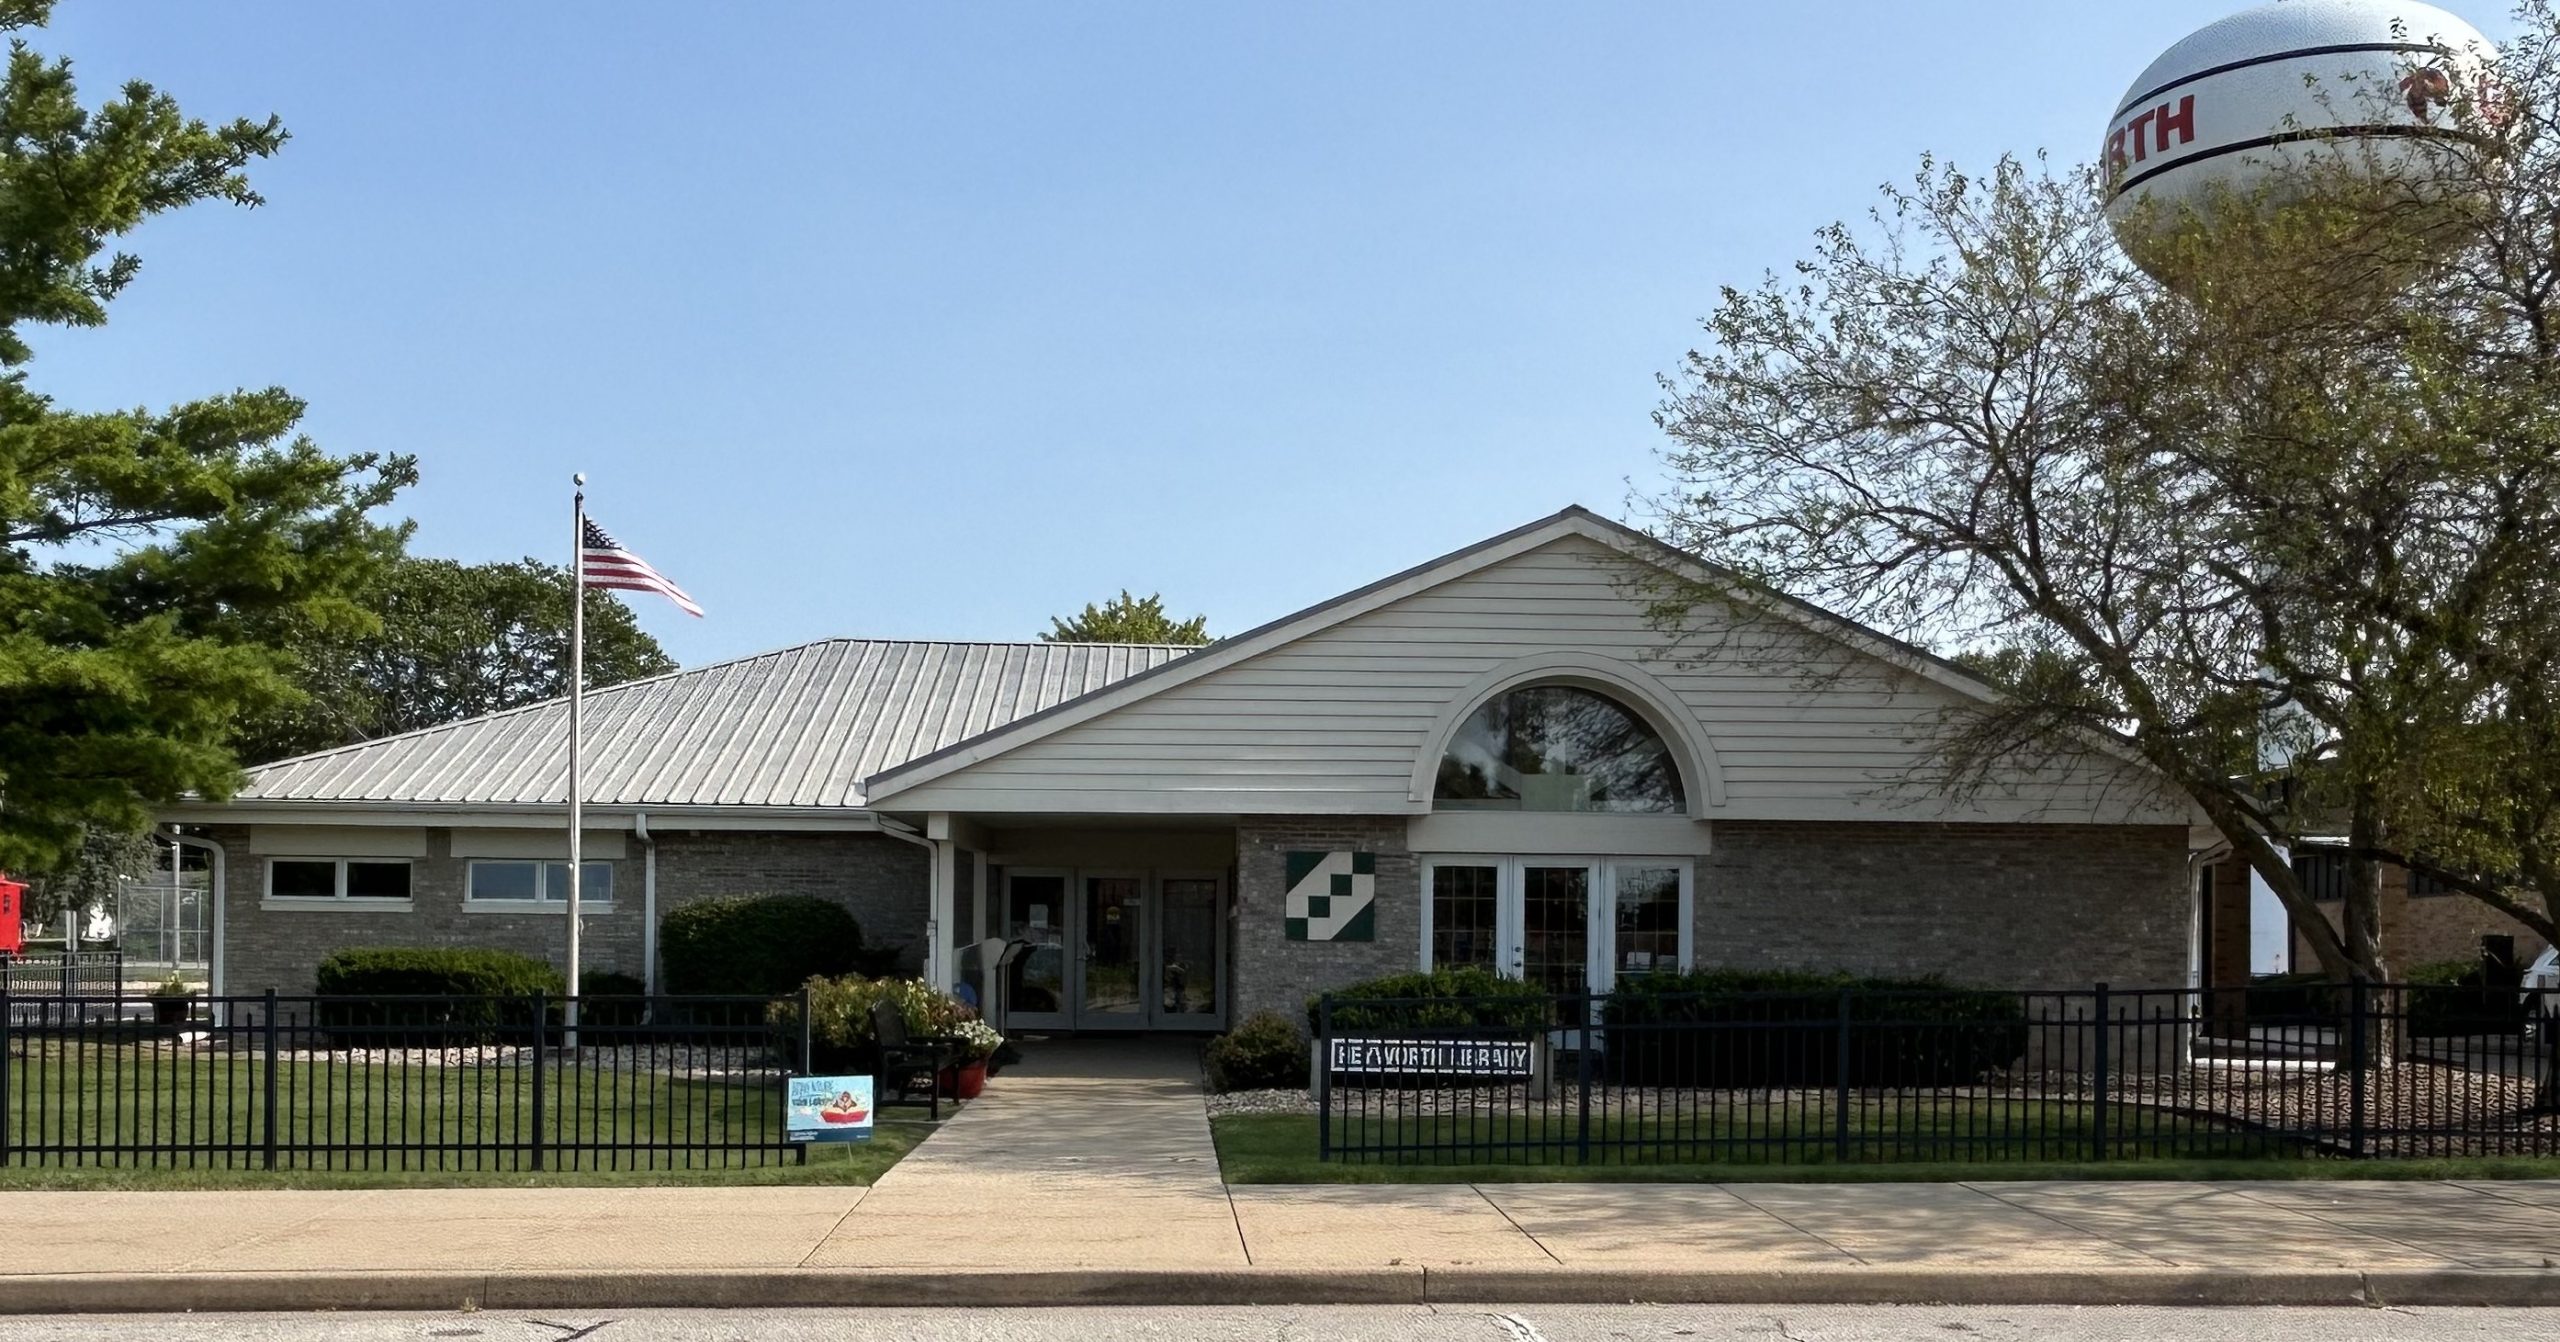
[925,813,959,991]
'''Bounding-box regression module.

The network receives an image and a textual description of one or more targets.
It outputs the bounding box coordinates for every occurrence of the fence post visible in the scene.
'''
[1,979,11,1163]
[2347,976,2369,1158]
[2090,983,2110,1163]
[530,990,548,1172]
[261,989,279,1171]
[1315,996,1332,1164]
[798,985,814,1076]
[1575,994,1593,1165]
[1834,984,1853,1163]
[59,955,72,1001]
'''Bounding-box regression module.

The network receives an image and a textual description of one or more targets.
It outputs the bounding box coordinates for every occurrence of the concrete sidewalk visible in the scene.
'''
[3,1039,2558,1311]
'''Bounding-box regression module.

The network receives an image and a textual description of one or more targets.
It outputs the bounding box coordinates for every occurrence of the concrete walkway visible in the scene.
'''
[3,1040,2559,1310]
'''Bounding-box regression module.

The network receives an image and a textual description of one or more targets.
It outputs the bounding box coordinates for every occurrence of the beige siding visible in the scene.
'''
[889,536,2185,823]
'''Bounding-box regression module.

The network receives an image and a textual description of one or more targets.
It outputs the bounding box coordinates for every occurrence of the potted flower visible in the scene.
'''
[939,1019,1004,1099]
[147,974,196,1027]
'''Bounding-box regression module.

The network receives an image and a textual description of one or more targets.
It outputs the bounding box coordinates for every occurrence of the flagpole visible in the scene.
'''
[567,473,586,1036]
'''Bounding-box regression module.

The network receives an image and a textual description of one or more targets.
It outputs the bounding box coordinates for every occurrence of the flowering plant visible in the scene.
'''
[950,1018,1004,1062]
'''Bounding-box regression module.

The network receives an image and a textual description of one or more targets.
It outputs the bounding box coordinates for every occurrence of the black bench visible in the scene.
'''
[870,998,964,1120]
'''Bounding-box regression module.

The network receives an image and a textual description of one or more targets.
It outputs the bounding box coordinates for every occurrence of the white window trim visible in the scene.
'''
[260,856,415,912]
[1416,854,1695,991]
[463,859,616,913]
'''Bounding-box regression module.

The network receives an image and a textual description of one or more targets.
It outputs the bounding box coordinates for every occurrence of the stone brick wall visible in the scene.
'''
[1701,822,2191,990]
[1233,817,1417,1023]
[2287,862,2551,974]
[204,824,929,994]
[1236,817,2191,1024]
[652,829,928,973]
[204,825,635,996]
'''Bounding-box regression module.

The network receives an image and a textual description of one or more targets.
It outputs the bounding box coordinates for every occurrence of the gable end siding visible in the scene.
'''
[883,536,2183,823]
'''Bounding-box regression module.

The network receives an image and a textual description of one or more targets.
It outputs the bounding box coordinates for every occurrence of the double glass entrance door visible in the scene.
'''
[1003,870,1224,1031]
[1422,857,1692,997]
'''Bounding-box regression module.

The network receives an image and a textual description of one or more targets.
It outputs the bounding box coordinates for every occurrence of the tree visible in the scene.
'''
[0,1,413,871]
[1042,590,1212,645]
[1648,10,2560,983]
[14,824,151,935]
[235,557,679,763]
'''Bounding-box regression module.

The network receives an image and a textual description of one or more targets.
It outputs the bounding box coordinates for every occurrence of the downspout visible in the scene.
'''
[634,811,658,996]
[2185,839,2232,1067]
[873,817,942,987]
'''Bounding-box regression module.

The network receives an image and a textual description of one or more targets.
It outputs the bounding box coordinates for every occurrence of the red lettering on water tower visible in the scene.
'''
[2153,94,2195,153]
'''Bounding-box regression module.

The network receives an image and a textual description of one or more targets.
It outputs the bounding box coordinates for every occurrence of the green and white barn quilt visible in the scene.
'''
[1284,850,1376,942]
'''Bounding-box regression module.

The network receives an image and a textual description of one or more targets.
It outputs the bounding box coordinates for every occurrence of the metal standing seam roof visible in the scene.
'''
[229,639,1193,809]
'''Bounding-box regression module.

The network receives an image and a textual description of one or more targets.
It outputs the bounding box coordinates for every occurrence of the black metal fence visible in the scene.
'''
[1313,983,2560,1166]
[0,989,816,1171]
[0,950,126,1000]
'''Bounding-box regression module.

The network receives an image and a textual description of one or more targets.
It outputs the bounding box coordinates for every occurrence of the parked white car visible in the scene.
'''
[2526,947,2558,1020]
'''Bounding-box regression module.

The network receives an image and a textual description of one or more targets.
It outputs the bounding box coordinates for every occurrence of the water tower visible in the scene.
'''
[2102,0,2495,265]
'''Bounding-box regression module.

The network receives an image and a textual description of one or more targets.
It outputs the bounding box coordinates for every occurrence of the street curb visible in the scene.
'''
[0,1266,2555,1313]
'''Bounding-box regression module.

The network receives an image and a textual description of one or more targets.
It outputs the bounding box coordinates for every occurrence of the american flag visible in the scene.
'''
[581,517,703,617]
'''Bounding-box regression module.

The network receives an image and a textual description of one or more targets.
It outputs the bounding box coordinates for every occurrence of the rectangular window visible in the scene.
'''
[2409,867,2462,898]
[2291,849,2348,902]
[1612,865,1684,974]
[265,858,411,902]
[465,860,612,906]
[1430,864,1499,970]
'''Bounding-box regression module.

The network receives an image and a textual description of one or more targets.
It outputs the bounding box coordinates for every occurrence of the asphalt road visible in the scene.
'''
[0,1307,2554,1342]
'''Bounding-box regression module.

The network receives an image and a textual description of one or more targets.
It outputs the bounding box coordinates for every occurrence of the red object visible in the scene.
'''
[937,1061,988,1100]
[581,517,703,617]
[0,875,22,956]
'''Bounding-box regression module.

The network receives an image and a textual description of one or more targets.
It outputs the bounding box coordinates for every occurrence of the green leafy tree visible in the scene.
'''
[1650,9,2560,983]
[1041,590,1211,645]
[0,1,413,871]
[236,557,680,763]
[14,823,151,934]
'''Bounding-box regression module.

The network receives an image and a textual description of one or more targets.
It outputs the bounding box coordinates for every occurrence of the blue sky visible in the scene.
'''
[33,1,2515,666]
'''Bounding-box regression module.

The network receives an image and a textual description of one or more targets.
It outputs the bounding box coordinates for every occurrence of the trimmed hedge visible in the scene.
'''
[313,947,566,1044]
[660,895,869,995]
[2406,959,2527,1037]
[1601,968,2027,1088]
[1306,966,1552,1036]
[315,946,565,997]
[1206,1011,1310,1093]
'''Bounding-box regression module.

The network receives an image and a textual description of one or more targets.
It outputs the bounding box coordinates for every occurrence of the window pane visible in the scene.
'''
[1614,867,1682,973]
[1433,685,1685,812]
[270,860,337,900]
[1520,866,1591,996]
[344,862,411,900]
[1431,865,1499,969]
[538,862,612,902]
[471,861,539,901]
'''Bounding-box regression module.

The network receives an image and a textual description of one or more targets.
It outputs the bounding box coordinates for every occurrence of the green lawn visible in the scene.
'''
[2,1042,929,1188]
[1212,1112,2560,1185]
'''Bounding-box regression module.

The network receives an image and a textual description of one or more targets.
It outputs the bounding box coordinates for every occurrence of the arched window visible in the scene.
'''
[1431,684,1686,813]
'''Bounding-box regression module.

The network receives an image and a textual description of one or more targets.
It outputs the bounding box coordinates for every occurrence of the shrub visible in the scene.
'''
[772,975,978,1073]
[313,947,566,1044]
[660,895,866,995]
[2405,959,2526,1037]
[1206,1011,1310,1093]
[1307,965,1554,1037]
[1601,968,2026,1088]
[577,969,650,1031]
[316,946,565,997]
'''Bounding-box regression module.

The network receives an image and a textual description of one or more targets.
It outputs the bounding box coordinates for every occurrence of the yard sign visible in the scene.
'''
[786,1075,875,1143]
[1284,850,1375,942]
